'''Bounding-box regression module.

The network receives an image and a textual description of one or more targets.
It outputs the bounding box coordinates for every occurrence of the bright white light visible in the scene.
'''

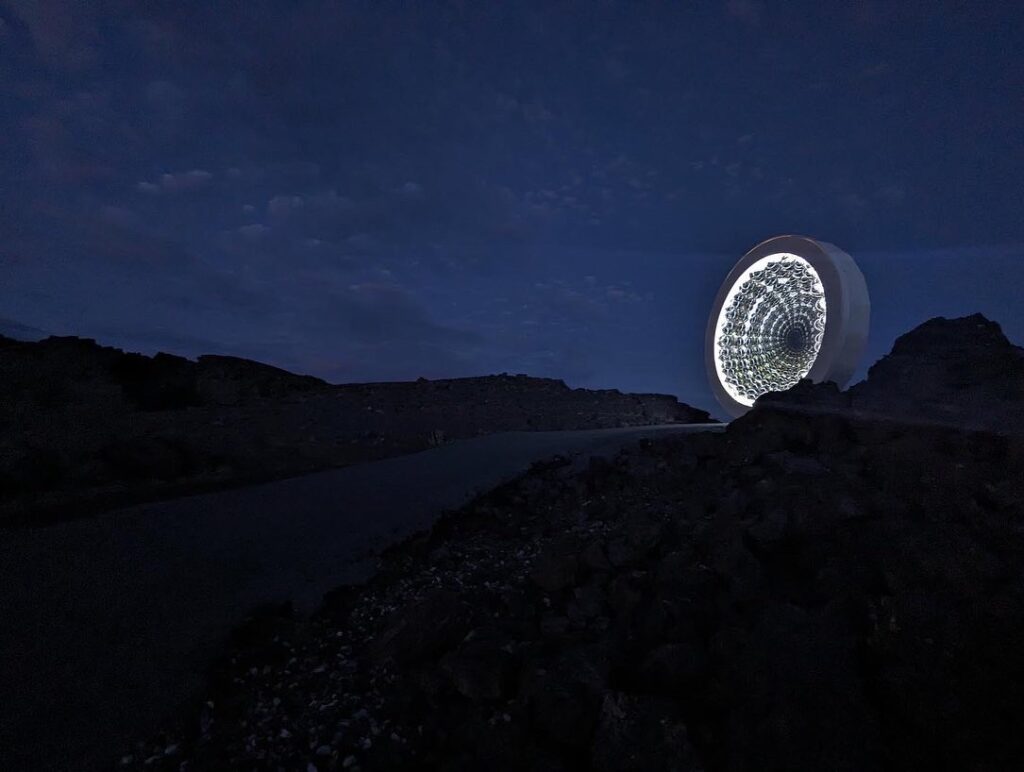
[712,252,827,407]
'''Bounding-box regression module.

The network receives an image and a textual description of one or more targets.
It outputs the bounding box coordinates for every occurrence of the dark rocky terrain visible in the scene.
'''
[763,313,1024,433]
[0,335,709,526]
[123,314,1024,771]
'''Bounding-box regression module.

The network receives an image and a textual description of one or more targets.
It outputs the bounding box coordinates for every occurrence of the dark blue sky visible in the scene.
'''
[1,1,1022,416]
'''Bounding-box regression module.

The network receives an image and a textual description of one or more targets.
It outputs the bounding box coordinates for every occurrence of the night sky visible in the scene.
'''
[2,1,1022,417]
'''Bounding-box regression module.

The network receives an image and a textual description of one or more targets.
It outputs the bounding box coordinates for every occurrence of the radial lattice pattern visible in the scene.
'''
[713,253,826,405]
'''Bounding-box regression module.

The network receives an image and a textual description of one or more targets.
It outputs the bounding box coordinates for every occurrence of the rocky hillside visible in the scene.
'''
[763,313,1024,432]
[125,314,1024,771]
[0,335,710,526]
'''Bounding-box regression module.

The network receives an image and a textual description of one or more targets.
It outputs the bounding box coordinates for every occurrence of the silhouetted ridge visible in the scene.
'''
[0,333,711,526]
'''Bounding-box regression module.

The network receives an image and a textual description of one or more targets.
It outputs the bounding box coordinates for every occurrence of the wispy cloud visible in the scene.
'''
[137,169,213,194]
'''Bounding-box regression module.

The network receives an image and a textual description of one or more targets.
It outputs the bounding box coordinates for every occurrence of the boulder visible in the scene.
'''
[530,545,578,593]
[440,635,516,702]
[637,642,709,694]
[370,590,472,666]
[521,644,609,749]
[763,451,829,477]
[590,692,702,771]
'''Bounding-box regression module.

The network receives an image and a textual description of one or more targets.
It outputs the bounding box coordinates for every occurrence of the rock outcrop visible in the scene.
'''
[849,313,1024,425]
[760,314,1024,432]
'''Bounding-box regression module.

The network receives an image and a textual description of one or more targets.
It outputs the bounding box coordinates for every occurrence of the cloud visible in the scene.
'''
[308,189,356,214]
[268,194,304,217]
[528,277,640,322]
[137,169,213,194]
[396,181,423,197]
[605,286,641,302]
[725,0,763,25]
[160,169,212,191]
[236,223,270,239]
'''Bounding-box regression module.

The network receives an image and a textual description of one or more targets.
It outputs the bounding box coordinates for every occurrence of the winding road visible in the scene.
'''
[0,423,722,770]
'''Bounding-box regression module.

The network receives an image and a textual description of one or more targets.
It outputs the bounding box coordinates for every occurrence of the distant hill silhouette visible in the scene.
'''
[0,333,712,526]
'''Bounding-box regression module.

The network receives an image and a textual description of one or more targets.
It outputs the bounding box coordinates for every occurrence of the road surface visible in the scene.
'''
[0,423,722,771]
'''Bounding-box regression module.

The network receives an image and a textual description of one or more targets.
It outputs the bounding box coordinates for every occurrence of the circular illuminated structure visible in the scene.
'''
[705,235,870,417]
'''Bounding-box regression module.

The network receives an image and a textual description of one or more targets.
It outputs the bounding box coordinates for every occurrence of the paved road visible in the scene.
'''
[0,423,722,771]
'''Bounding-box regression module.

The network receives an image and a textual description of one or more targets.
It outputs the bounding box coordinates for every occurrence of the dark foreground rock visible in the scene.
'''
[123,316,1024,772]
[0,335,710,526]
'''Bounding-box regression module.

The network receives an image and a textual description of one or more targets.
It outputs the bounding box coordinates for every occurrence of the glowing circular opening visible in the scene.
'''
[712,252,827,407]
